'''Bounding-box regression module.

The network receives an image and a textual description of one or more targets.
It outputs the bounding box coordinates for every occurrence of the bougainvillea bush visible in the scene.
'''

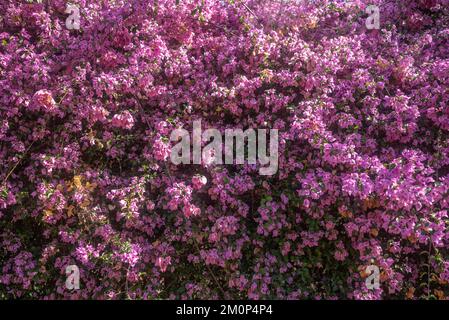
[1,0,449,300]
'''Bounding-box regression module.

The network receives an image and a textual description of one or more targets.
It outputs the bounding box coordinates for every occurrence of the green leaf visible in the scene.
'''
[0,188,8,199]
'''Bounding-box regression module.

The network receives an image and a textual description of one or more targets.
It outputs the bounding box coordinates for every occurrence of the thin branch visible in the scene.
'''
[125,264,131,300]
[1,140,36,188]
[242,2,259,20]
[193,239,227,298]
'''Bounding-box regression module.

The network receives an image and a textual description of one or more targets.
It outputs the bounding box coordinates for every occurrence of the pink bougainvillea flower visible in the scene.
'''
[182,204,200,218]
[192,175,207,190]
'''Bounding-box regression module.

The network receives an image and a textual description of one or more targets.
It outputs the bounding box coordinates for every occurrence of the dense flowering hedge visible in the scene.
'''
[1,0,449,300]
